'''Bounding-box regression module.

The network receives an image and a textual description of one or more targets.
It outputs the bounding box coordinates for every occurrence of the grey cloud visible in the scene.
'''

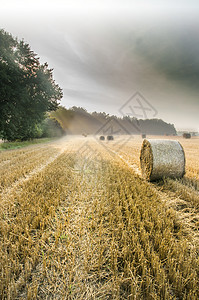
[133,24,199,90]
[0,0,199,130]
[63,88,116,103]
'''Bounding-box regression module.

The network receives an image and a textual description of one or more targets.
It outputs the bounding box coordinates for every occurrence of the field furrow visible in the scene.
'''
[0,136,198,299]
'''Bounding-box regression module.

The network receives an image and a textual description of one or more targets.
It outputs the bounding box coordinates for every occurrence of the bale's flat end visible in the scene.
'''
[140,139,153,181]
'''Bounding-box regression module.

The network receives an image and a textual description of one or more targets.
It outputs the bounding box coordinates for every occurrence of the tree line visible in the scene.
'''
[0,29,63,141]
[51,106,177,136]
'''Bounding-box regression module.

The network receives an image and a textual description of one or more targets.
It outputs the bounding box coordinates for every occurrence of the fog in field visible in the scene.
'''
[0,0,199,131]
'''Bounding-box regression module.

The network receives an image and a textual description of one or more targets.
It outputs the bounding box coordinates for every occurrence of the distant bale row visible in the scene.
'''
[140,139,185,181]
[183,133,191,139]
[99,135,114,141]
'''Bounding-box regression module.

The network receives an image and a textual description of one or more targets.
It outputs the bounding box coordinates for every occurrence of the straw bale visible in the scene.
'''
[140,139,185,181]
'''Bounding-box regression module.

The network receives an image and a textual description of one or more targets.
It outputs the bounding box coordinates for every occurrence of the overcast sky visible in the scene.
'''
[1,0,199,130]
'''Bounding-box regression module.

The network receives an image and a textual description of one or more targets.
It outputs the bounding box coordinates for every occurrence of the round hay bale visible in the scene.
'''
[107,135,114,140]
[140,139,185,181]
[183,133,191,139]
[99,135,105,140]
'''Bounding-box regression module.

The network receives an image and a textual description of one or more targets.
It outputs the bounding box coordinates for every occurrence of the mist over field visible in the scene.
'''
[0,0,199,131]
[1,2,199,298]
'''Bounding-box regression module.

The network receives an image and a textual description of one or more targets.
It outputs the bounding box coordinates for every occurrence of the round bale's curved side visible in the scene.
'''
[140,139,185,181]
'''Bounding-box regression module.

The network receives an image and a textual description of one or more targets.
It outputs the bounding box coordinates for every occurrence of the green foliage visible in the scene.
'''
[50,106,177,135]
[0,138,51,151]
[41,117,65,138]
[0,29,63,141]
[50,106,75,130]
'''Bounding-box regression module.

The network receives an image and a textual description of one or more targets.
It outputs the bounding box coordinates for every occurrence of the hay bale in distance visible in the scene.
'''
[107,135,114,140]
[183,133,191,139]
[142,134,146,139]
[99,135,105,140]
[140,139,185,181]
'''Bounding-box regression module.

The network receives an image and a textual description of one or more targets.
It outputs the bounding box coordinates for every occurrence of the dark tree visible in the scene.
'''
[0,29,63,141]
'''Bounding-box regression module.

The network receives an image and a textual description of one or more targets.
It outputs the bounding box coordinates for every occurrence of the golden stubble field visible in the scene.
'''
[0,135,199,299]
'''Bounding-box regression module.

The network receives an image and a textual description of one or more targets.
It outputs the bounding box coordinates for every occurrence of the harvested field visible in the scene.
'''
[0,136,199,299]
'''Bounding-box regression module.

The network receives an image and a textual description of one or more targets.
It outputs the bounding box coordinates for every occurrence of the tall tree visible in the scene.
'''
[0,29,63,141]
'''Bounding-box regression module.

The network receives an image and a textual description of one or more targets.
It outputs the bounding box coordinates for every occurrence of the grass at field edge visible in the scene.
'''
[0,138,55,151]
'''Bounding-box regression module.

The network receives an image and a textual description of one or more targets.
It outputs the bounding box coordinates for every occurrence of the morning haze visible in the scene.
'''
[0,0,198,131]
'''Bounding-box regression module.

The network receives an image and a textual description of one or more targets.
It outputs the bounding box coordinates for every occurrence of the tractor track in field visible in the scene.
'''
[108,147,199,248]
[0,149,65,208]
[0,136,90,209]
[0,136,87,209]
